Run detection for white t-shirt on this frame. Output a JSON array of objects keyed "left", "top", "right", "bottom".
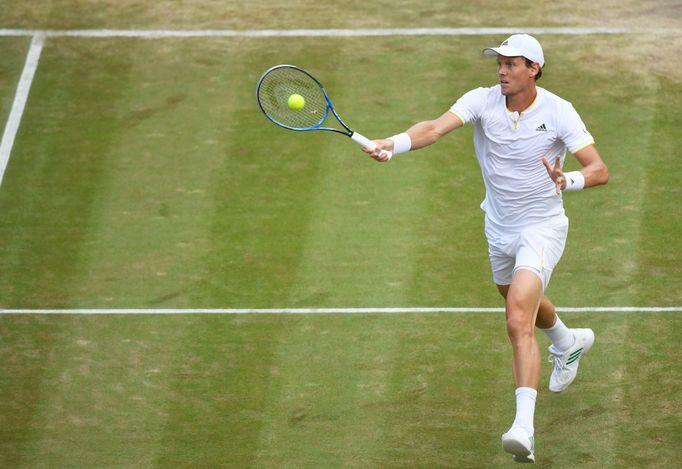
[{"left": 450, "top": 85, "right": 594, "bottom": 229}]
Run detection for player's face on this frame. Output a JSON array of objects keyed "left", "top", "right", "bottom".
[{"left": 496, "top": 56, "right": 536, "bottom": 96}]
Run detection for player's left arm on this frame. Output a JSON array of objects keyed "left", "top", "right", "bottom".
[
  {"left": 573, "top": 144, "right": 609, "bottom": 188},
  {"left": 543, "top": 144, "right": 609, "bottom": 193}
]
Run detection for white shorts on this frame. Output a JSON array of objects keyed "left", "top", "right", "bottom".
[{"left": 485, "top": 216, "right": 569, "bottom": 290}]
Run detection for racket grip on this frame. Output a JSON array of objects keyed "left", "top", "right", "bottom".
[{"left": 350, "top": 132, "right": 393, "bottom": 160}]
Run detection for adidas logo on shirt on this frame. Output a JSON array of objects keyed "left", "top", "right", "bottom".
[{"left": 535, "top": 123, "right": 548, "bottom": 132}]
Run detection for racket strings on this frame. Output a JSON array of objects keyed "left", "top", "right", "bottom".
[{"left": 258, "top": 67, "right": 328, "bottom": 130}]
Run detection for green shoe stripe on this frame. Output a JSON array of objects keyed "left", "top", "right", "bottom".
[
  {"left": 568, "top": 347, "right": 584, "bottom": 358},
  {"left": 566, "top": 349, "right": 584, "bottom": 365}
]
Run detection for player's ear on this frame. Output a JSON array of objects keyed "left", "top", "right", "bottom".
[
  {"left": 530, "top": 63, "right": 540, "bottom": 78},
  {"left": 524, "top": 58, "right": 541, "bottom": 80}
]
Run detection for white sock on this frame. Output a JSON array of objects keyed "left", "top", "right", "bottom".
[
  {"left": 541, "top": 315, "right": 575, "bottom": 351},
  {"left": 512, "top": 387, "right": 537, "bottom": 435}
]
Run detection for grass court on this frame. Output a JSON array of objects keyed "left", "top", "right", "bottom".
[{"left": 0, "top": 1, "right": 680, "bottom": 467}]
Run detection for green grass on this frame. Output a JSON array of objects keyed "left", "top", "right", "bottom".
[
  {"left": 1, "top": 0, "right": 678, "bottom": 29},
  {"left": 0, "top": 3, "right": 681, "bottom": 467},
  {"left": 1, "top": 313, "right": 680, "bottom": 468},
  {"left": 1, "top": 34, "right": 680, "bottom": 308}
]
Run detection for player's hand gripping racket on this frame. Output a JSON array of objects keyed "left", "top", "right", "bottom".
[{"left": 256, "top": 64, "right": 392, "bottom": 160}]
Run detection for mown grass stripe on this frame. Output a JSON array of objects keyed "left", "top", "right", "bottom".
[
  {"left": 1, "top": 307, "right": 681, "bottom": 315},
  {"left": 0, "top": 27, "right": 636, "bottom": 39}
]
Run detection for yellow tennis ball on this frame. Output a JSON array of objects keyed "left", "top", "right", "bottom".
[{"left": 288, "top": 94, "right": 305, "bottom": 110}]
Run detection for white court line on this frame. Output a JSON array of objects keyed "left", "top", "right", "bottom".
[
  {"left": 0, "top": 33, "right": 44, "bottom": 187},
  {"left": 0, "top": 307, "right": 681, "bottom": 315},
  {"left": 0, "top": 27, "right": 638, "bottom": 39}
]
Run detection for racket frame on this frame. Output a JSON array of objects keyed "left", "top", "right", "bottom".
[
  {"left": 256, "top": 64, "right": 349, "bottom": 135},
  {"left": 256, "top": 64, "right": 392, "bottom": 159}
]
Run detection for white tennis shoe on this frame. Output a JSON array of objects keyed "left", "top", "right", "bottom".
[
  {"left": 548, "top": 328, "right": 595, "bottom": 392},
  {"left": 502, "top": 426, "right": 535, "bottom": 463}
]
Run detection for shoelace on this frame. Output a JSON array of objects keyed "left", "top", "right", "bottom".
[{"left": 548, "top": 351, "right": 566, "bottom": 369}]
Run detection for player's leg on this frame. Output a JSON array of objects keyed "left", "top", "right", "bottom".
[
  {"left": 499, "top": 268, "right": 543, "bottom": 463},
  {"left": 505, "top": 269, "right": 543, "bottom": 389}
]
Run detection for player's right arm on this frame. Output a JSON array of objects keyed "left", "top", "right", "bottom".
[
  {"left": 365, "top": 111, "right": 464, "bottom": 162},
  {"left": 405, "top": 111, "right": 465, "bottom": 149}
]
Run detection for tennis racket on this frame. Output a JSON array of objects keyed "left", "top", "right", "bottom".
[{"left": 256, "top": 64, "right": 392, "bottom": 160}]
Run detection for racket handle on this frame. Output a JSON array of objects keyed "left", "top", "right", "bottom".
[{"left": 350, "top": 132, "right": 393, "bottom": 161}]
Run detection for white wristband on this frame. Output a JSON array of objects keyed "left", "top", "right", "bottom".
[
  {"left": 563, "top": 171, "right": 585, "bottom": 192},
  {"left": 388, "top": 132, "right": 411, "bottom": 155}
]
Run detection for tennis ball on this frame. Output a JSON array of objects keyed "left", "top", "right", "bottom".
[{"left": 288, "top": 94, "right": 305, "bottom": 110}]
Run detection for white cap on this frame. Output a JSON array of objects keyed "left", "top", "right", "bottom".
[{"left": 483, "top": 34, "right": 545, "bottom": 67}]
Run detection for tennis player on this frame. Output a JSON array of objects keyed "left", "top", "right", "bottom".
[{"left": 364, "top": 34, "right": 608, "bottom": 463}]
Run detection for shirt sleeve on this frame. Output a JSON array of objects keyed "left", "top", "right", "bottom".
[
  {"left": 449, "top": 87, "right": 489, "bottom": 125},
  {"left": 558, "top": 102, "right": 595, "bottom": 153}
]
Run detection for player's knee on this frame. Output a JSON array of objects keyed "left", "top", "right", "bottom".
[{"left": 505, "top": 309, "right": 534, "bottom": 341}]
